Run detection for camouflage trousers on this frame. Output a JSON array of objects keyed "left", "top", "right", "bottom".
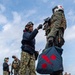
[
  {"left": 19, "top": 51, "right": 36, "bottom": 75},
  {"left": 14, "top": 69, "right": 19, "bottom": 75},
  {"left": 3, "top": 71, "right": 8, "bottom": 75}
]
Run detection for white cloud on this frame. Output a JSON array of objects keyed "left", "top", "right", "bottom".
[
  {"left": 0, "top": 23, "right": 21, "bottom": 41},
  {"left": 36, "top": 29, "right": 46, "bottom": 43},
  {"left": 24, "top": 9, "right": 37, "bottom": 18},
  {"left": 64, "top": 25, "right": 75, "bottom": 41},
  {"left": 67, "top": 10, "right": 75, "bottom": 24},
  {"left": 12, "top": 11, "right": 22, "bottom": 24},
  {"left": 64, "top": 10, "right": 75, "bottom": 41},
  {"left": 0, "top": 4, "right": 7, "bottom": 25},
  {"left": 0, "top": 14, "right": 8, "bottom": 24},
  {"left": 0, "top": 4, "right": 6, "bottom": 13},
  {"left": 3, "top": 23, "right": 11, "bottom": 31}
]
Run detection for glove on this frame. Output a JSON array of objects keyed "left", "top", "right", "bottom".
[
  {"left": 34, "top": 51, "right": 39, "bottom": 60},
  {"left": 44, "top": 17, "right": 50, "bottom": 22},
  {"left": 37, "top": 24, "right": 42, "bottom": 30}
]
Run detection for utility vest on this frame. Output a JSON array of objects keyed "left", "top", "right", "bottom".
[{"left": 12, "top": 60, "right": 20, "bottom": 69}]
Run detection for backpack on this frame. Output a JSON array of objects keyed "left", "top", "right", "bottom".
[{"left": 36, "top": 46, "right": 63, "bottom": 74}]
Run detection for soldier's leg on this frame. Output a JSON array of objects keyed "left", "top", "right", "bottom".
[
  {"left": 3, "top": 71, "right": 5, "bottom": 75},
  {"left": 14, "top": 70, "right": 18, "bottom": 75},
  {"left": 19, "top": 51, "right": 30, "bottom": 75},
  {"left": 3, "top": 71, "right": 8, "bottom": 75},
  {"left": 17, "top": 70, "right": 19, "bottom": 75},
  {"left": 29, "top": 54, "right": 36, "bottom": 75}
]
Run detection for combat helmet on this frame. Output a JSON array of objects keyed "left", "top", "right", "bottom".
[{"left": 52, "top": 5, "right": 64, "bottom": 13}]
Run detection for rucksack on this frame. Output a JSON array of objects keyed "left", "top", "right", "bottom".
[{"left": 36, "top": 46, "right": 63, "bottom": 74}]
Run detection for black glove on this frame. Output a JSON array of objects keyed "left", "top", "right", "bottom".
[
  {"left": 37, "top": 24, "right": 42, "bottom": 30},
  {"left": 34, "top": 51, "right": 39, "bottom": 60}
]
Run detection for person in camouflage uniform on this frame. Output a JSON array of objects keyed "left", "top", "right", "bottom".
[
  {"left": 43, "top": 5, "right": 66, "bottom": 49},
  {"left": 19, "top": 22, "right": 42, "bottom": 75},
  {"left": 11, "top": 55, "right": 20, "bottom": 75},
  {"left": 43, "top": 5, "right": 67, "bottom": 75}
]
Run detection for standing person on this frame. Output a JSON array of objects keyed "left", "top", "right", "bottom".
[
  {"left": 19, "top": 21, "right": 42, "bottom": 75},
  {"left": 43, "top": 5, "right": 67, "bottom": 75},
  {"left": 11, "top": 55, "right": 20, "bottom": 75},
  {"left": 3, "top": 57, "right": 10, "bottom": 75}
]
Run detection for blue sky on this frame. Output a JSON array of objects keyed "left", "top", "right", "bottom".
[{"left": 0, "top": 0, "right": 75, "bottom": 75}]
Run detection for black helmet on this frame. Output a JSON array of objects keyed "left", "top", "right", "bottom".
[
  {"left": 12, "top": 55, "right": 16, "bottom": 58},
  {"left": 44, "top": 17, "right": 50, "bottom": 23},
  {"left": 26, "top": 21, "right": 34, "bottom": 26}
]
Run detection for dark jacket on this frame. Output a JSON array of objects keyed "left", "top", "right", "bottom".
[
  {"left": 21, "top": 29, "right": 38, "bottom": 55},
  {"left": 3, "top": 62, "right": 9, "bottom": 72}
]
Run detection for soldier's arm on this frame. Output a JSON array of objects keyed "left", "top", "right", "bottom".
[{"left": 47, "top": 12, "right": 62, "bottom": 38}]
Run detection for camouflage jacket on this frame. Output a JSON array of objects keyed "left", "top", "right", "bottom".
[{"left": 46, "top": 11, "right": 67, "bottom": 39}]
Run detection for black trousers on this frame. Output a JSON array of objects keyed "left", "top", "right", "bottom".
[{"left": 50, "top": 71, "right": 63, "bottom": 75}]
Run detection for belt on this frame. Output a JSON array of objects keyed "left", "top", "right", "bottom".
[{"left": 24, "top": 44, "right": 35, "bottom": 50}]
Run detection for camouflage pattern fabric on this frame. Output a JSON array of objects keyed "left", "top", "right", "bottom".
[
  {"left": 19, "top": 51, "right": 36, "bottom": 75},
  {"left": 47, "top": 11, "right": 66, "bottom": 39},
  {"left": 14, "top": 69, "right": 19, "bottom": 75},
  {"left": 44, "top": 11, "right": 66, "bottom": 48},
  {"left": 3, "top": 71, "right": 8, "bottom": 75}
]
